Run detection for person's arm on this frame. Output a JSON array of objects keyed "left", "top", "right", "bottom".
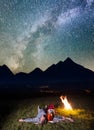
[{"left": 38, "top": 105, "right": 41, "bottom": 113}]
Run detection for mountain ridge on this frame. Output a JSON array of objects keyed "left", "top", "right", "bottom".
[
  {"left": 0, "top": 58, "right": 94, "bottom": 89},
  {"left": 0, "top": 64, "right": 14, "bottom": 78},
  {"left": 0, "top": 57, "right": 93, "bottom": 75}
]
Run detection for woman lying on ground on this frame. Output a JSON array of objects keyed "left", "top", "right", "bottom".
[{"left": 19, "top": 105, "right": 47, "bottom": 125}]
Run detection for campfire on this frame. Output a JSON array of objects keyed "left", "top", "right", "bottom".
[
  {"left": 56, "top": 96, "right": 86, "bottom": 119},
  {"left": 60, "top": 96, "right": 72, "bottom": 110}
]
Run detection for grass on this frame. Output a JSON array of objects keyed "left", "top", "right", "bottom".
[{"left": 0, "top": 94, "right": 94, "bottom": 130}]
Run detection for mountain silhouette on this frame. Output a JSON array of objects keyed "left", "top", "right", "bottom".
[
  {"left": 28, "top": 68, "right": 43, "bottom": 78},
  {"left": 0, "top": 58, "right": 94, "bottom": 91},
  {"left": 44, "top": 57, "right": 94, "bottom": 81},
  {"left": 0, "top": 65, "right": 14, "bottom": 79}
]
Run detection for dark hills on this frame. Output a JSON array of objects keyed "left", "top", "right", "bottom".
[
  {"left": 28, "top": 67, "right": 43, "bottom": 78},
  {"left": 0, "top": 65, "right": 13, "bottom": 79},
  {"left": 0, "top": 57, "right": 94, "bottom": 94},
  {"left": 44, "top": 57, "right": 94, "bottom": 81}
]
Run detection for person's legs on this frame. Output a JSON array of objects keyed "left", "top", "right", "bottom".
[{"left": 19, "top": 117, "right": 39, "bottom": 123}]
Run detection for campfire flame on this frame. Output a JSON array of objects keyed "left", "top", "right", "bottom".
[{"left": 60, "top": 96, "right": 72, "bottom": 110}]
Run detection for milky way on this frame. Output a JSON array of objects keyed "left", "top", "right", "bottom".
[{"left": 0, "top": 0, "right": 94, "bottom": 73}]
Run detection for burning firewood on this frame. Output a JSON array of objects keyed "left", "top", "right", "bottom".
[{"left": 60, "top": 96, "right": 72, "bottom": 110}]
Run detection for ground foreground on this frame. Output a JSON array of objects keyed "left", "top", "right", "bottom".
[{"left": 0, "top": 93, "right": 94, "bottom": 130}]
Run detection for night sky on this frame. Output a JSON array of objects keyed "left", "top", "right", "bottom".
[{"left": 0, "top": 0, "right": 94, "bottom": 73}]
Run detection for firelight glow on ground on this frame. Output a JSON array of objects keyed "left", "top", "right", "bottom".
[
  {"left": 59, "top": 95, "right": 83, "bottom": 116},
  {"left": 58, "top": 95, "right": 94, "bottom": 120}
]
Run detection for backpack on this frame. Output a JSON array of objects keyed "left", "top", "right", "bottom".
[{"left": 47, "top": 104, "right": 55, "bottom": 121}]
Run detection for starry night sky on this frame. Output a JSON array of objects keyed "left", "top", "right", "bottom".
[{"left": 0, "top": 0, "right": 94, "bottom": 73}]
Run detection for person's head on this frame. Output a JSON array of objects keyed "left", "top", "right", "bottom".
[
  {"left": 48, "top": 104, "right": 54, "bottom": 109},
  {"left": 40, "top": 114, "right": 47, "bottom": 125}
]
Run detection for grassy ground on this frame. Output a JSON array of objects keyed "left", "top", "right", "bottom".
[{"left": 0, "top": 94, "right": 94, "bottom": 130}]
